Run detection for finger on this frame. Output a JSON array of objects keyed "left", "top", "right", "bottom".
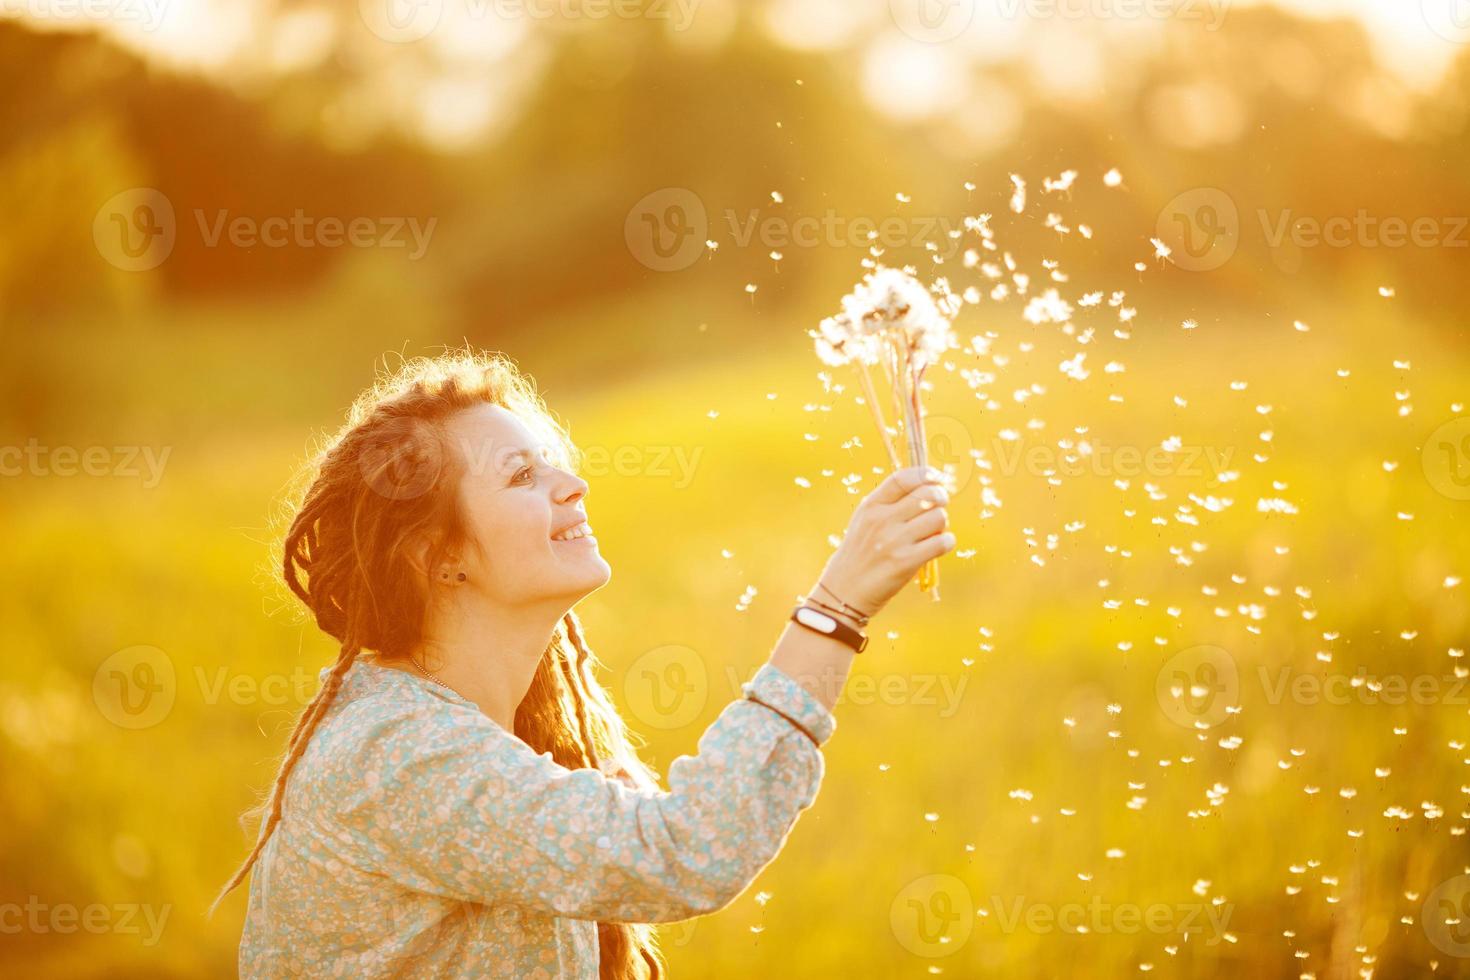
[
  {"left": 870, "top": 465, "right": 944, "bottom": 505},
  {"left": 894, "top": 484, "right": 949, "bottom": 521},
  {"left": 900, "top": 530, "right": 957, "bottom": 563},
  {"left": 903, "top": 507, "right": 949, "bottom": 541}
]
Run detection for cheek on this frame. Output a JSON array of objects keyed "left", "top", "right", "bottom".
[{"left": 461, "top": 492, "right": 548, "bottom": 569}]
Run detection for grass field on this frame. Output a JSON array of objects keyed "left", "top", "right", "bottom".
[{"left": 2, "top": 268, "right": 1467, "bottom": 977}]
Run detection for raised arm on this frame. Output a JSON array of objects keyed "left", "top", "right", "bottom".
[{"left": 304, "top": 465, "right": 952, "bottom": 923}]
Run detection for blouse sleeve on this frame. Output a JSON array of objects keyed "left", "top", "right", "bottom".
[{"left": 299, "top": 662, "right": 836, "bottom": 923}]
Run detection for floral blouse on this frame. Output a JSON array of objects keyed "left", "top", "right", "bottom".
[{"left": 237, "top": 656, "right": 836, "bottom": 978}]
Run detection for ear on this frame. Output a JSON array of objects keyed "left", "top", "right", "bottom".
[{"left": 402, "top": 529, "right": 456, "bottom": 583}]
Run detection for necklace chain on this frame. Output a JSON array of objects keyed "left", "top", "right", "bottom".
[{"left": 409, "top": 654, "right": 454, "bottom": 692}]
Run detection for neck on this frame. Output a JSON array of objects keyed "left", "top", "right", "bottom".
[{"left": 411, "top": 593, "right": 572, "bottom": 731}]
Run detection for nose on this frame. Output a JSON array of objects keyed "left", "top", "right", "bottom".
[{"left": 556, "top": 469, "right": 588, "bottom": 505}]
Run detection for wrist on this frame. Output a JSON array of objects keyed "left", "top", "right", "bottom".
[
  {"left": 801, "top": 597, "right": 866, "bottom": 632},
  {"left": 809, "top": 578, "right": 877, "bottom": 627}
]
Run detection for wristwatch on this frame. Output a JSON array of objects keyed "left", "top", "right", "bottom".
[{"left": 790, "top": 604, "right": 869, "bottom": 653}]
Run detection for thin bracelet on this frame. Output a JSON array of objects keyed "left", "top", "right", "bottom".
[
  {"left": 814, "top": 581, "right": 873, "bottom": 624},
  {"left": 802, "top": 594, "right": 868, "bottom": 629},
  {"left": 743, "top": 692, "right": 821, "bottom": 750}
]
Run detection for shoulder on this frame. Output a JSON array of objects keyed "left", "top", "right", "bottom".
[{"left": 292, "top": 683, "right": 527, "bottom": 809}]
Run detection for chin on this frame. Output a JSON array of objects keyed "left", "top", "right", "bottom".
[{"left": 571, "top": 556, "right": 612, "bottom": 596}]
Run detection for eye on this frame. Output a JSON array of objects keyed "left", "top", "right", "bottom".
[{"left": 512, "top": 465, "right": 534, "bottom": 484}]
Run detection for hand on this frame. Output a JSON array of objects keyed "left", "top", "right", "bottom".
[{"left": 812, "top": 465, "right": 956, "bottom": 622}]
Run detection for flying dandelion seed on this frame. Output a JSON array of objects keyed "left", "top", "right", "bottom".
[{"left": 1009, "top": 174, "right": 1027, "bottom": 214}]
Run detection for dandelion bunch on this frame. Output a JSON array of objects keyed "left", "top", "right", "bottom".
[{"left": 811, "top": 264, "right": 960, "bottom": 598}]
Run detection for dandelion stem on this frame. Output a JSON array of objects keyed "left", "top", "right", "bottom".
[{"left": 856, "top": 360, "right": 902, "bottom": 470}]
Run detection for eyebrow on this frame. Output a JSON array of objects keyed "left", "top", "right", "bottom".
[{"left": 503, "top": 446, "right": 560, "bottom": 471}]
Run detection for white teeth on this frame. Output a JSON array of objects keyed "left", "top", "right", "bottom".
[{"left": 553, "top": 522, "right": 592, "bottom": 541}]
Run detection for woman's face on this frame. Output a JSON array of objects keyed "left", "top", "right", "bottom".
[{"left": 443, "top": 403, "right": 610, "bottom": 606}]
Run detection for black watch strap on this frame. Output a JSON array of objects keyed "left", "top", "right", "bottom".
[{"left": 790, "top": 604, "right": 869, "bottom": 653}]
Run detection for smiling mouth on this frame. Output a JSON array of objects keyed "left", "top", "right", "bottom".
[{"left": 550, "top": 521, "right": 595, "bottom": 543}]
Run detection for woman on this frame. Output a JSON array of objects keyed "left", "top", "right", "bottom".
[{"left": 214, "top": 350, "right": 954, "bottom": 978}]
